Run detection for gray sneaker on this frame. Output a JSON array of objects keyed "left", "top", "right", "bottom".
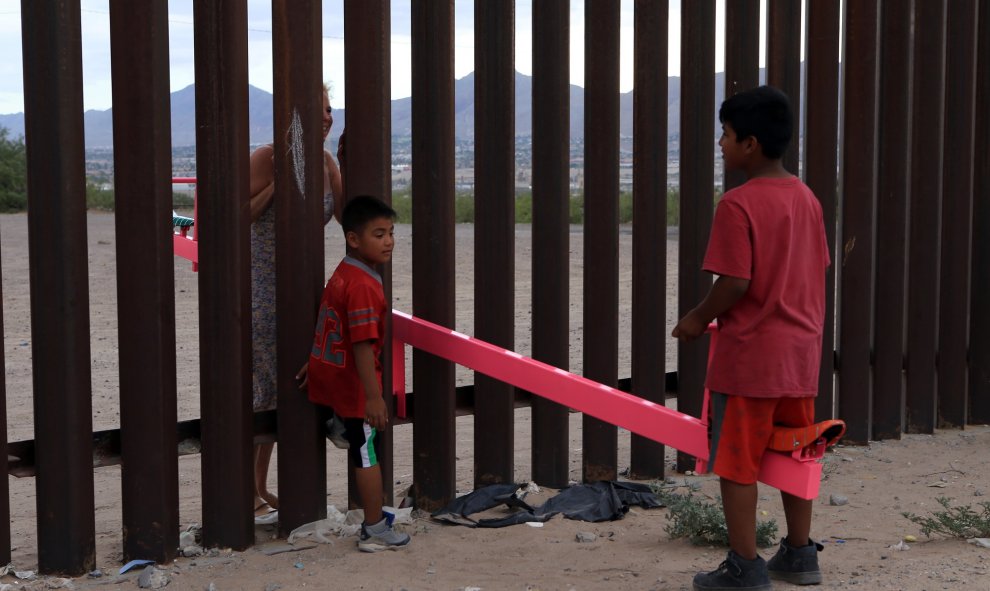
[
  {"left": 325, "top": 416, "right": 349, "bottom": 449},
  {"left": 767, "top": 538, "right": 824, "bottom": 585},
  {"left": 358, "top": 518, "right": 410, "bottom": 552},
  {"left": 693, "top": 551, "right": 771, "bottom": 590}
]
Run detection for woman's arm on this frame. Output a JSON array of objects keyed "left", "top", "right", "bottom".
[
  {"left": 248, "top": 145, "right": 275, "bottom": 222},
  {"left": 325, "top": 149, "right": 343, "bottom": 223}
]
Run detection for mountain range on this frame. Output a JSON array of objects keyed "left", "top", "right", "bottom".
[{"left": 0, "top": 70, "right": 770, "bottom": 148}]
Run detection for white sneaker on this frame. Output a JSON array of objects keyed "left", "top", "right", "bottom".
[
  {"left": 325, "top": 416, "right": 349, "bottom": 449},
  {"left": 358, "top": 518, "right": 410, "bottom": 552}
]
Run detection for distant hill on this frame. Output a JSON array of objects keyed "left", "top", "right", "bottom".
[
  {"left": 0, "top": 83, "right": 276, "bottom": 148},
  {"left": 0, "top": 69, "right": 797, "bottom": 148}
]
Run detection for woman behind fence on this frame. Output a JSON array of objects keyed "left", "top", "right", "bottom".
[{"left": 247, "top": 83, "right": 343, "bottom": 522}]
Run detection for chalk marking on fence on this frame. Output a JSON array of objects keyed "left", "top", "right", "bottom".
[
  {"left": 288, "top": 108, "right": 306, "bottom": 197},
  {"left": 391, "top": 309, "right": 823, "bottom": 500}
]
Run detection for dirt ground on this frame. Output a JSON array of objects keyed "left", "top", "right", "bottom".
[{"left": 2, "top": 212, "right": 989, "bottom": 590}]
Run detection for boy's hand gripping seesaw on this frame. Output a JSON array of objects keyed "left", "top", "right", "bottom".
[{"left": 390, "top": 311, "right": 844, "bottom": 500}]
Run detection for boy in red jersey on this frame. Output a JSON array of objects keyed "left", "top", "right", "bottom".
[
  {"left": 673, "top": 86, "right": 830, "bottom": 590},
  {"left": 302, "top": 195, "right": 409, "bottom": 552}
]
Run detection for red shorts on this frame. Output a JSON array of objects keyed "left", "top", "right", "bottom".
[{"left": 707, "top": 392, "right": 815, "bottom": 485}]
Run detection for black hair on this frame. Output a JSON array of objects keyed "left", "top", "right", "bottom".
[
  {"left": 718, "top": 85, "right": 793, "bottom": 159},
  {"left": 341, "top": 195, "right": 396, "bottom": 235}
]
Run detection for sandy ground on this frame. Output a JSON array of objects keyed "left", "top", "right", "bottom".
[{"left": 1, "top": 212, "right": 989, "bottom": 590}]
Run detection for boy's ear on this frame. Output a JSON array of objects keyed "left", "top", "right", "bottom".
[
  {"left": 742, "top": 135, "right": 759, "bottom": 155},
  {"left": 345, "top": 230, "right": 360, "bottom": 249}
]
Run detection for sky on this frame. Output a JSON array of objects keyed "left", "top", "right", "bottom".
[{"left": 0, "top": 0, "right": 768, "bottom": 115}]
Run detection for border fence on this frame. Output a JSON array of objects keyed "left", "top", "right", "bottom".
[{"left": 8, "top": 0, "right": 988, "bottom": 576}]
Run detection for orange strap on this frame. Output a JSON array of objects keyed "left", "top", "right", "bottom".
[{"left": 769, "top": 420, "right": 846, "bottom": 460}]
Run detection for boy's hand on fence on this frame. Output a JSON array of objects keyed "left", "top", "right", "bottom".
[
  {"left": 295, "top": 363, "right": 309, "bottom": 390},
  {"left": 365, "top": 396, "right": 388, "bottom": 431},
  {"left": 672, "top": 311, "right": 707, "bottom": 341}
]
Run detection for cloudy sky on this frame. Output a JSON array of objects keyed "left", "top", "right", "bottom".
[{"left": 0, "top": 0, "right": 755, "bottom": 115}]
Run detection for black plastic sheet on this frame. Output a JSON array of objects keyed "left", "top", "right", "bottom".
[{"left": 431, "top": 481, "right": 664, "bottom": 528}]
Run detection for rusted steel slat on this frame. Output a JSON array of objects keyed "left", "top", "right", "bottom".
[
  {"left": 530, "top": 0, "right": 571, "bottom": 488},
  {"left": 272, "top": 0, "right": 327, "bottom": 534},
  {"left": 108, "top": 0, "right": 179, "bottom": 563},
  {"left": 0, "top": 256, "right": 7, "bottom": 563},
  {"left": 723, "top": 0, "right": 760, "bottom": 191},
  {"left": 937, "top": 0, "right": 977, "bottom": 428},
  {"left": 837, "top": 0, "right": 879, "bottom": 444},
  {"left": 343, "top": 0, "right": 395, "bottom": 506},
  {"left": 971, "top": 0, "right": 990, "bottom": 423},
  {"left": 582, "top": 0, "right": 620, "bottom": 483},
  {"left": 767, "top": 0, "right": 802, "bottom": 174},
  {"left": 473, "top": 0, "right": 515, "bottom": 487},
  {"left": 804, "top": 0, "right": 840, "bottom": 421},
  {"left": 905, "top": 0, "right": 946, "bottom": 434},
  {"left": 872, "top": 0, "right": 912, "bottom": 440},
  {"left": 411, "top": 0, "right": 456, "bottom": 512},
  {"left": 676, "top": 0, "right": 715, "bottom": 472},
  {"left": 193, "top": 0, "right": 254, "bottom": 549},
  {"left": 629, "top": 0, "right": 668, "bottom": 480},
  {"left": 19, "top": 0, "right": 96, "bottom": 575}
]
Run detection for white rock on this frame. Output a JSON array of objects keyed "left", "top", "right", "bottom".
[{"left": 137, "top": 565, "right": 171, "bottom": 589}]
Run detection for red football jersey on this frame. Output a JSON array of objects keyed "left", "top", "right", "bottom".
[
  {"left": 702, "top": 176, "right": 831, "bottom": 398},
  {"left": 307, "top": 256, "right": 385, "bottom": 417}
]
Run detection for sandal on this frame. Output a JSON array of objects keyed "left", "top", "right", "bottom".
[
  {"left": 260, "top": 492, "right": 279, "bottom": 510},
  {"left": 254, "top": 501, "right": 278, "bottom": 525}
]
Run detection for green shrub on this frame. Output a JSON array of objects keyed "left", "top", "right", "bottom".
[
  {"left": 172, "top": 192, "right": 195, "bottom": 210},
  {"left": 667, "top": 188, "right": 680, "bottom": 226},
  {"left": 654, "top": 482, "right": 779, "bottom": 548},
  {"left": 903, "top": 497, "right": 990, "bottom": 539},
  {"left": 391, "top": 189, "right": 412, "bottom": 223},
  {"left": 386, "top": 190, "right": 486, "bottom": 224},
  {"left": 515, "top": 192, "right": 533, "bottom": 223},
  {"left": 454, "top": 191, "right": 474, "bottom": 223},
  {"left": 0, "top": 127, "right": 27, "bottom": 212},
  {"left": 86, "top": 183, "right": 115, "bottom": 211}
]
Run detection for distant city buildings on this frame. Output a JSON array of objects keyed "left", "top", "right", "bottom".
[{"left": 87, "top": 133, "right": 735, "bottom": 197}]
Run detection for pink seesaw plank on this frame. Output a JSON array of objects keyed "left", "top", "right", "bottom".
[
  {"left": 172, "top": 234, "right": 199, "bottom": 264},
  {"left": 391, "top": 309, "right": 822, "bottom": 500}
]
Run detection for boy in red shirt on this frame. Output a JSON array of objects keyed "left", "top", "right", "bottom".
[
  {"left": 673, "top": 86, "right": 830, "bottom": 590},
  {"left": 303, "top": 195, "right": 409, "bottom": 552}
]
